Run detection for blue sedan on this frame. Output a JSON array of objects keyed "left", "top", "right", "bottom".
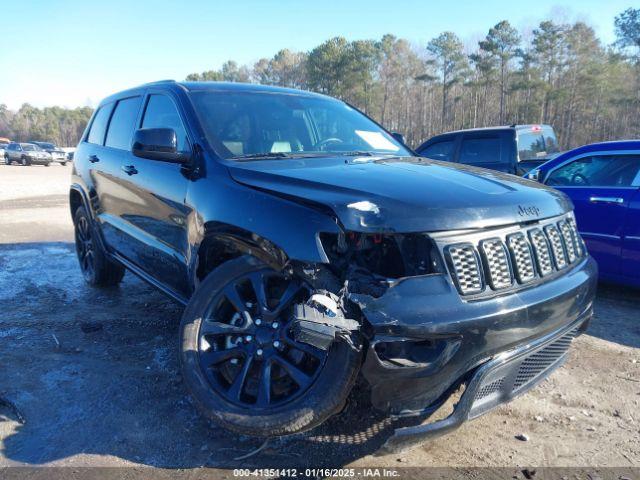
[{"left": 526, "top": 140, "right": 640, "bottom": 287}]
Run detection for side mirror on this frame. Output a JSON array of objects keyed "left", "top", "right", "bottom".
[
  {"left": 525, "top": 169, "right": 541, "bottom": 182},
  {"left": 391, "top": 132, "right": 406, "bottom": 145},
  {"left": 132, "top": 128, "right": 188, "bottom": 163}
]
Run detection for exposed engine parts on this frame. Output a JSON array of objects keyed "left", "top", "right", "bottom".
[{"left": 292, "top": 291, "right": 359, "bottom": 350}]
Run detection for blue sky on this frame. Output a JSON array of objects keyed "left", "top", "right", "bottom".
[{"left": 1, "top": 0, "right": 633, "bottom": 109}]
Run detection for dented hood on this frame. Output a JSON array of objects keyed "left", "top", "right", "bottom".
[{"left": 227, "top": 156, "right": 572, "bottom": 233}]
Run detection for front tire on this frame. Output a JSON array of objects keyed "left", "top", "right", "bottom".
[
  {"left": 73, "top": 206, "right": 125, "bottom": 286},
  {"left": 60, "top": 161, "right": 67, "bottom": 166},
  {"left": 20, "top": 156, "right": 29, "bottom": 166},
  {"left": 180, "top": 255, "right": 361, "bottom": 437},
  {"left": 4, "top": 155, "right": 10, "bottom": 165}
]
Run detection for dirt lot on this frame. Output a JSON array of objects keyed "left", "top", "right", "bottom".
[{"left": 1, "top": 163, "right": 639, "bottom": 471}]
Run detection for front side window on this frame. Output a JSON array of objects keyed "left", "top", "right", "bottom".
[
  {"left": 420, "top": 140, "right": 455, "bottom": 161},
  {"left": 22, "top": 144, "right": 39, "bottom": 151},
  {"left": 141, "top": 95, "right": 189, "bottom": 152},
  {"left": 189, "top": 91, "right": 411, "bottom": 159},
  {"left": 546, "top": 154, "right": 640, "bottom": 187},
  {"left": 459, "top": 137, "right": 501, "bottom": 165},
  {"left": 105, "top": 96, "right": 142, "bottom": 150},
  {"left": 87, "top": 104, "right": 113, "bottom": 145}
]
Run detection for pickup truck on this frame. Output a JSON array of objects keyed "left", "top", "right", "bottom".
[{"left": 416, "top": 125, "right": 561, "bottom": 175}]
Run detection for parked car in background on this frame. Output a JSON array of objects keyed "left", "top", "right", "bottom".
[
  {"left": 4, "top": 142, "right": 52, "bottom": 166},
  {"left": 69, "top": 81, "right": 595, "bottom": 450},
  {"left": 0, "top": 142, "right": 9, "bottom": 159},
  {"left": 416, "top": 125, "right": 561, "bottom": 175},
  {"left": 527, "top": 140, "right": 640, "bottom": 287},
  {"left": 30, "top": 141, "right": 68, "bottom": 165},
  {"left": 61, "top": 147, "right": 76, "bottom": 162}
]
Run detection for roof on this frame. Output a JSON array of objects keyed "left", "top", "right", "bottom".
[
  {"left": 430, "top": 124, "right": 554, "bottom": 136},
  {"left": 98, "top": 80, "right": 330, "bottom": 106}
]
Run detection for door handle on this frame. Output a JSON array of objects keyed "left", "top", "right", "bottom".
[
  {"left": 122, "top": 165, "right": 138, "bottom": 176},
  {"left": 589, "top": 196, "right": 624, "bottom": 205},
  {"left": 89, "top": 155, "right": 100, "bottom": 163}
]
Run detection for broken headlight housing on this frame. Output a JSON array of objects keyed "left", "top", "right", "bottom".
[{"left": 319, "top": 232, "right": 445, "bottom": 279}]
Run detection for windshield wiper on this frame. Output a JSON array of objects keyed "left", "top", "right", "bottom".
[
  {"left": 232, "top": 152, "right": 290, "bottom": 160},
  {"left": 335, "top": 151, "right": 377, "bottom": 157}
]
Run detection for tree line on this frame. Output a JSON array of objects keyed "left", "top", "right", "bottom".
[
  {"left": 1, "top": 8, "right": 638, "bottom": 149},
  {"left": 186, "top": 8, "right": 640, "bottom": 149},
  {"left": 0, "top": 104, "right": 93, "bottom": 147}
]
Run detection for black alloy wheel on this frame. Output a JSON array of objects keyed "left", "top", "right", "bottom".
[
  {"left": 198, "top": 269, "right": 328, "bottom": 408},
  {"left": 75, "top": 214, "right": 95, "bottom": 281}
]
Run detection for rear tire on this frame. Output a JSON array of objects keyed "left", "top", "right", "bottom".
[
  {"left": 4, "top": 155, "right": 10, "bottom": 165},
  {"left": 44, "top": 162, "right": 50, "bottom": 167},
  {"left": 60, "top": 161, "right": 67, "bottom": 166},
  {"left": 180, "top": 255, "right": 362, "bottom": 437},
  {"left": 73, "top": 206, "right": 125, "bottom": 287}
]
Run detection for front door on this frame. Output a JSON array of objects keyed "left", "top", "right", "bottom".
[
  {"left": 545, "top": 153, "right": 640, "bottom": 278},
  {"left": 620, "top": 189, "right": 640, "bottom": 286},
  {"left": 115, "top": 92, "right": 193, "bottom": 297}
]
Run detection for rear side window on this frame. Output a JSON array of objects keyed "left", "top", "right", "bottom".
[
  {"left": 87, "top": 104, "right": 113, "bottom": 145},
  {"left": 459, "top": 137, "right": 501, "bottom": 165},
  {"left": 141, "top": 95, "right": 190, "bottom": 152},
  {"left": 105, "top": 96, "right": 142, "bottom": 150},
  {"left": 420, "top": 140, "right": 455, "bottom": 161}
]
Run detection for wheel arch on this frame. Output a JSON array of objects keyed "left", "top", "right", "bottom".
[
  {"left": 192, "top": 222, "right": 291, "bottom": 287},
  {"left": 69, "top": 184, "right": 92, "bottom": 220}
]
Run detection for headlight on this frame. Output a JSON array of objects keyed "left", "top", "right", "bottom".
[{"left": 319, "top": 232, "right": 445, "bottom": 279}]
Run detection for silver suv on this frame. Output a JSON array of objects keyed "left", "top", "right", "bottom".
[{"left": 4, "top": 142, "right": 52, "bottom": 166}]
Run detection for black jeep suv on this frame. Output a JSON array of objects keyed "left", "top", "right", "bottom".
[{"left": 70, "top": 81, "right": 596, "bottom": 452}]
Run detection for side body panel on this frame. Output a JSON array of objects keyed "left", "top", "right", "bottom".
[{"left": 619, "top": 189, "right": 640, "bottom": 286}]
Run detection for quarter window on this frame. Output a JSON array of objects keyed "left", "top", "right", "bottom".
[
  {"left": 105, "top": 97, "right": 142, "bottom": 150},
  {"left": 141, "top": 95, "right": 189, "bottom": 152},
  {"left": 87, "top": 104, "right": 113, "bottom": 145},
  {"left": 546, "top": 155, "right": 640, "bottom": 187}
]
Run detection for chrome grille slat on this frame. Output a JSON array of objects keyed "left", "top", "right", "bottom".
[
  {"left": 479, "top": 238, "right": 512, "bottom": 290},
  {"left": 506, "top": 233, "right": 536, "bottom": 283},
  {"left": 529, "top": 228, "right": 553, "bottom": 276},
  {"left": 443, "top": 214, "right": 586, "bottom": 296},
  {"left": 447, "top": 244, "right": 483, "bottom": 295},
  {"left": 567, "top": 217, "right": 584, "bottom": 257},
  {"left": 558, "top": 220, "right": 577, "bottom": 263},
  {"left": 545, "top": 224, "right": 568, "bottom": 269}
]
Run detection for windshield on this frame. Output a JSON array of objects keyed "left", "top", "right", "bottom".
[
  {"left": 517, "top": 126, "right": 559, "bottom": 161},
  {"left": 189, "top": 90, "right": 411, "bottom": 159},
  {"left": 39, "top": 142, "right": 55, "bottom": 149},
  {"left": 22, "top": 144, "right": 41, "bottom": 151}
]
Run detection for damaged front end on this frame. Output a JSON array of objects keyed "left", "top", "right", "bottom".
[{"left": 287, "top": 216, "right": 597, "bottom": 453}]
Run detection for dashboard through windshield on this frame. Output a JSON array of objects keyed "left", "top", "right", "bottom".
[{"left": 189, "top": 90, "right": 412, "bottom": 160}]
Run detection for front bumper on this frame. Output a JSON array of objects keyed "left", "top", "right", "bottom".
[
  {"left": 27, "top": 156, "right": 51, "bottom": 165},
  {"left": 353, "top": 255, "right": 597, "bottom": 447},
  {"left": 378, "top": 312, "right": 589, "bottom": 453}
]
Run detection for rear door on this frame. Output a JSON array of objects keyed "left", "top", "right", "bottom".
[
  {"left": 84, "top": 97, "right": 143, "bottom": 250},
  {"left": 545, "top": 152, "right": 640, "bottom": 278},
  {"left": 457, "top": 131, "right": 513, "bottom": 173}
]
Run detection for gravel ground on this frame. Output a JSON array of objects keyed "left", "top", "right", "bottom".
[{"left": 0, "top": 163, "right": 639, "bottom": 471}]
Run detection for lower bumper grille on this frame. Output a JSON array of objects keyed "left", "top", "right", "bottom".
[{"left": 470, "top": 327, "right": 578, "bottom": 416}]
